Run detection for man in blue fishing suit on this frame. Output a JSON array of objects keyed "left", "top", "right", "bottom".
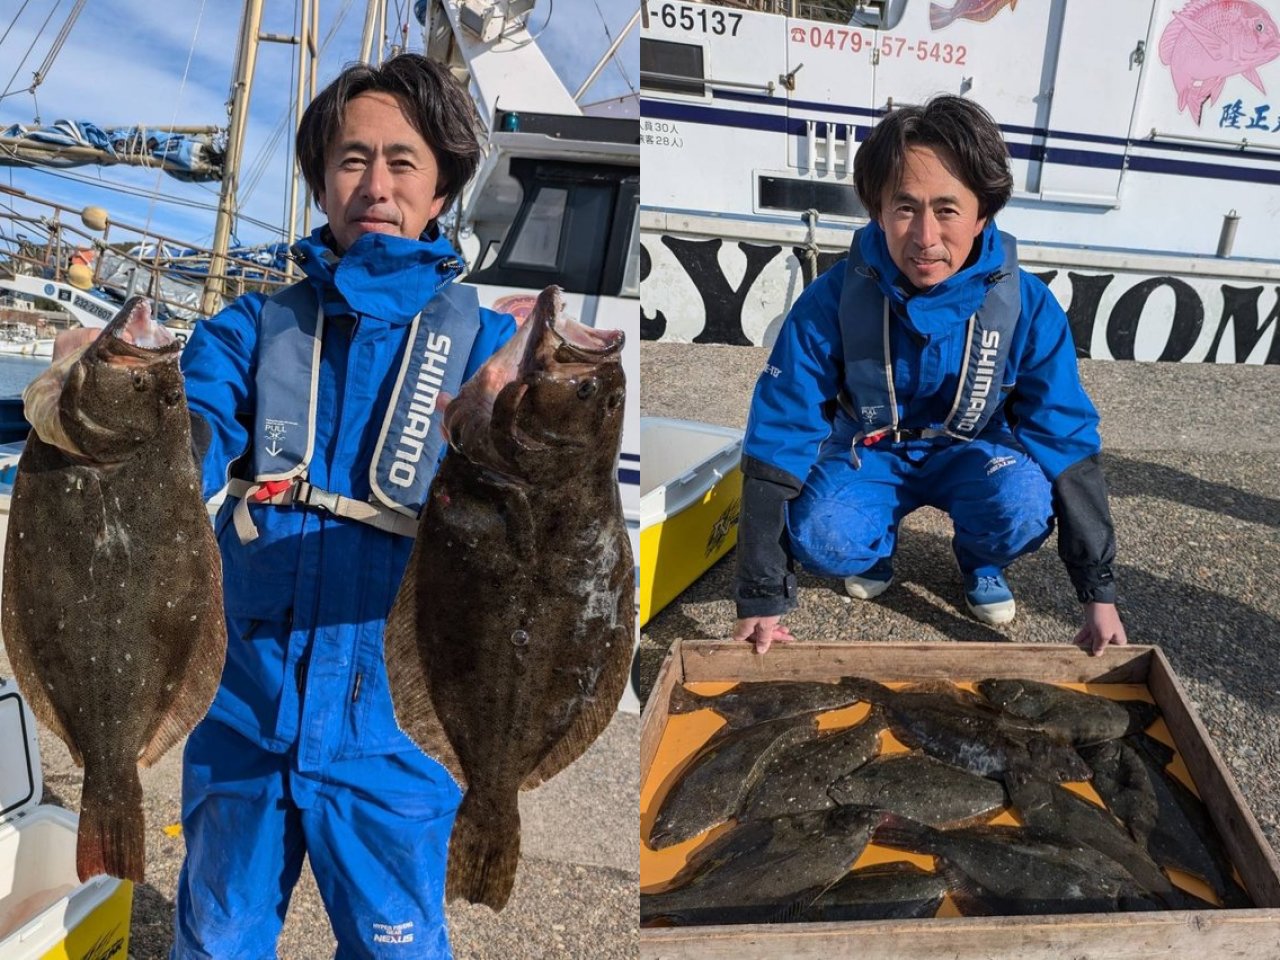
[
  {"left": 732, "top": 95, "right": 1127, "bottom": 658},
  {"left": 171, "top": 55, "right": 515, "bottom": 959}
]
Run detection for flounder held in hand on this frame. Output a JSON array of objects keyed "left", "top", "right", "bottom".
[
  {"left": 385, "top": 286, "right": 633, "bottom": 910},
  {"left": 2, "top": 297, "right": 226, "bottom": 883}
]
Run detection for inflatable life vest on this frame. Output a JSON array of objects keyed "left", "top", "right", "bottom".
[
  {"left": 226, "top": 279, "right": 479, "bottom": 543},
  {"left": 836, "top": 230, "right": 1021, "bottom": 446}
]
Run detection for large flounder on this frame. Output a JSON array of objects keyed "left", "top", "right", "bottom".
[
  {"left": 2, "top": 297, "right": 225, "bottom": 882},
  {"left": 384, "top": 285, "right": 633, "bottom": 910}
]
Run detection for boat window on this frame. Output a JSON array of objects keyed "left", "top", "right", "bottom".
[
  {"left": 466, "top": 159, "right": 637, "bottom": 296},
  {"left": 619, "top": 195, "right": 641, "bottom": 299},
  {"left": 759, "top": 175, "right": 866, "bottom": 219},
  {"left": 504, "top": 186, "right": 568, "bottom": 269},
  {"left": 640, "top": 39, "right": 706, "bottom": 96}
]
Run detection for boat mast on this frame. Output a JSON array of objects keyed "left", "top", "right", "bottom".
[
  {"left": 205, "top": 1, "right": 318, "bottom": 312},
  {"left": 203, "top": 0, "right": 267, "bottom": 316},
  {"left": 284, "top": 0, "right": 320, "bottom": 277},
  {"left": 303, "top": 0, "right": 319, "bottom": 239},
  {"left": 359, "top": 0, "right": 385, "bottom": 65}
]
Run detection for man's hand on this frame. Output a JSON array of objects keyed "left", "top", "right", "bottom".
[
  {"left": 1073, "top": 602, "right": 1127, "bottom": 657},
  {"left": 52, "top": 326, "right": 101, "bottom": 362},
  {"left": 732, "top": 616, "right": 795, "bottom": 655}
]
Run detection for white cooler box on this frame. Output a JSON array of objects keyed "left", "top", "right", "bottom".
[{"left": 0, "top": 678, "right": 132, "bottom": 960}]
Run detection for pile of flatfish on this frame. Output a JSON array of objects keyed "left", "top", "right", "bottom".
[
  {"left": 642, "top": 676, "right": 1252, "bottom": 926},
  {"left": 2, "top": 297, "right": 226, "bottom": 883}
]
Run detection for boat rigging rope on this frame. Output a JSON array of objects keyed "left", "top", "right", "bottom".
[
  {"left": 590, "top": 0, "right": 637, "bottom": 99},
  {"left": 29, "top": 0, "right": 87, "bottom": 96},
  {"left": 0, "top": 0, "right": 62, "bottom": 106},
  {"left": 496, "top": 0, "right": 553, "bottom": 52},
  {"left": 0, "top": 0, "right": 36, "bottom": 50},
  {"left": 143, "top": 0, "right": 210, "bottom": 247}
]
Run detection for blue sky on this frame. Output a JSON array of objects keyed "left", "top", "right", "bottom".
[{"left": 0, "top": 0, "right": 637, "bottom": 248}]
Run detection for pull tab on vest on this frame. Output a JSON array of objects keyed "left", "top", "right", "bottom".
[
  {"left": 837, "top": 229, "right": 1021, "bottom": 443},
  {"left": 230, "top": 279, "right": 480, "bottom": 542}
]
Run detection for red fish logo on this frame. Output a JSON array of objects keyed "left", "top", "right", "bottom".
[
  {"left": 929, "top": 0, "right": 1017, "bottom": 31},
  {"left": 1160, "top": 0, "right": 1280, "bottom": 124}
]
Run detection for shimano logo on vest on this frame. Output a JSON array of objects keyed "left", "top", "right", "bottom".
[
  {"left": 956, "top": 329, "right": 1000, "bottom": 433},
  {"left": 389, "top": 333, "right": 452, "bottom": 487}
]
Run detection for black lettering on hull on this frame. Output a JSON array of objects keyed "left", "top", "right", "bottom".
[
  {"left": 660, "top": 236, "right": 780, "bottom": 346},
  {"left": 1107, "top": 276, "right": 1203, "bottom": 362},
  {"left": 642, "top": 233, "right": 1280, "bottom": 364}
]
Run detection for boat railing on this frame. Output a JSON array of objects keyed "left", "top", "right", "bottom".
[{"left": 0, "top": 184, "right": 294, "bottom": 323}]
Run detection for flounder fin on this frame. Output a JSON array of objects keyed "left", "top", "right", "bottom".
[
  {"left": 384, "top": 536, "right": 465, "bottom": 786},
  {"left": 446, "top": 790, "right": 521, "bottom": 909},
  {"left": 666, "top": 684, "right": 709, "bottom": 715},
  {"left": 139, "top": 567, "right": 228, "bottom": 768},
  {"left": 521, "top": 604, "right": 633, "bottom": 790},
  {"left": 1, "top": 562, "right": 84, "bottom": 766}
]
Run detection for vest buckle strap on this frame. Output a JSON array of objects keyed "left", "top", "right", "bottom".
[
  {"left": 225, "top": 478, "right": 420, "bottom": 541},
  {"left": 293, "top": 482, "right": 341, "bottom": 515}
]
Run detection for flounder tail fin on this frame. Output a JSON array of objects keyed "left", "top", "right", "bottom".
[
  {"left": 77, "top": 765, "right": 145, "bottom": 883},
  {"left": 446, "top": 790, "right": 521, "bottom": 910}
]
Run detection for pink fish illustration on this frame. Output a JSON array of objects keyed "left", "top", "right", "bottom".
[
  {"left": 929, "top": 0, "right": 1017, "bottom": 31},
  {"left": 1159, "top": 0, "right": 1280, "bottom": 124}
]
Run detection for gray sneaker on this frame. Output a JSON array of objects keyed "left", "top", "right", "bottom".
[{"left": 844, "top": 557, "right": 894, "bottom": 600}]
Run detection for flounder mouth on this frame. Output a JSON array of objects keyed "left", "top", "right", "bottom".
[
  {"left": 551, "top": 319, "right": 625, "bottom": 358},
  {"left": 521, "top": 285, "right": 625, "bottom": 375},
  {"left": 97, "top": 296, "right": 179, "bottom": 362}
]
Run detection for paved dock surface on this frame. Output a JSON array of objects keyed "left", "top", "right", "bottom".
[{"left": 640, "top": 343, "right": 1280, "bottom": 862}]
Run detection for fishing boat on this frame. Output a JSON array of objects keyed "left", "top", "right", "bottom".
[
  {"left": 640, "top": 0, "right": 1280, "bottom": 364},
  {"left": 0, "top": 324, "right": 52, "bottom": 358}
]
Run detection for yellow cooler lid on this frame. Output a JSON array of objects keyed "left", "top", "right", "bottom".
[{"left": 0, "top": 676, "right": 42, "bottom": 826}]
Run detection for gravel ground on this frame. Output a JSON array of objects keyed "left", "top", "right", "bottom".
[{"left": 639, "top": 343, "right": 1280, "bottom": 858}]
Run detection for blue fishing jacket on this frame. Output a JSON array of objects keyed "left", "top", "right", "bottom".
[
  {"left": 736, "top": 220, "right": 1116, "bottom": 616},
  {"left": 181, "top": 226, "right": 516, "bottom": 769}
]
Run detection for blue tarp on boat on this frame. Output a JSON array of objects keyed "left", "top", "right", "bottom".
[{"left": 0, "top": 120, "right": 223, "bottom": 182}]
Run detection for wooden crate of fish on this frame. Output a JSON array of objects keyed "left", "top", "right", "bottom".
[{"left": 639, "top": 641, "right": 1280, "bottom": 959}]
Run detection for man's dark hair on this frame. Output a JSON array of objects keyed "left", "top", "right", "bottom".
[
  {"left": 296, "top": 53, "right": 480, "bottom": 225},
  {"left": 853, "top": 95, "right": 1013, "bottom": 221}
]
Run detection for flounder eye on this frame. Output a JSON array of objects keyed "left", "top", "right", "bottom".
[
  {"left": 577, "top": 380, "right": 599, "bottom": 400},
  {"left": 605, "top": 389, "right": 623, "bottom": 412},
  {"left": 132, "top": 371, "right": 147, "bottom": 391},
  {"left": 163, "top": 389, "right": 181, "bottom": 406}
]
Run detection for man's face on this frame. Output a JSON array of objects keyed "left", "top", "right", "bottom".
[
  {"left": 319, "top": 91, "right": 447, "bottom": 252},
  {"left": 877, "top": 144, "right": 987, "bottom": 289}
]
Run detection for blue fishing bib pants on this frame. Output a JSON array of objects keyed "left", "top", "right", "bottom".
[
  {"left": 172, "top": 719, "right": 461, "bottom": 960},
  {"left": 787, "top": 416, "right": 1054, "bottom": 579}
]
